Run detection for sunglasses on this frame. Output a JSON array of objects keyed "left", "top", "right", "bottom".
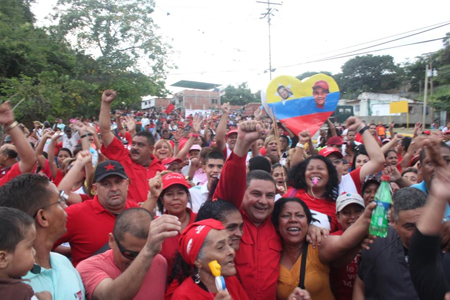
[
  {"left": 114, "top": 235, "right": 140, "bottom": 260},
  {"left": 33, "top": 191, "right": 68, "bottom": 218}
]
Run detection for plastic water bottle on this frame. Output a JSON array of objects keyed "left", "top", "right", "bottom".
[{"left": 369, "top": 175, "right": 392, "bottom": 238}]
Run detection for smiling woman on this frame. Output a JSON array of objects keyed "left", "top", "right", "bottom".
[
  {"left": 285, "top": 155, "right": 340, "bottom": 232},
  {"left": 172, "top": 219, "right": 250, "bottom": 300}
]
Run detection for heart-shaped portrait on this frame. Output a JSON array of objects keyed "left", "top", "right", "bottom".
[{"left": 261, "top": 74, "right": 340, "bottom": 136}]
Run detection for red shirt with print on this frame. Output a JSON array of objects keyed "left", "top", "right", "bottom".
[{"left": 101, "top": 136, "right": 166, "bottom": 202}]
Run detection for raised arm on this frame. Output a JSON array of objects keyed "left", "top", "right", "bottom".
[
  {"left": 319, "top": 202, "right": 375, "bottom": 264},
  {"left": 290, "top": 131, "right": 311, "bottom": 167},
  {"left": 346, "top": 117, "right": 385, "bottom": 181},
  {"left": 47, "top": 132, "right": 63, "bottom": 178},
  {"left": 89, "top": 215, "right": 180, "bottom": 300},
  {"left": 175, "top": 115, "right": 201, "bottom": 161},
  {"left": 326, "top": 119, "right": 337, "bottom": 137},
  {"left": 381, "top": 134, "right": 402, "bottom": 154},
  {"left": 215, "top": 102, "right": 230, "bottom": 152},
  {"left": 99, "top": 90, "right": 117, "bottom": 147},
  {"left": 58, "top": 151, "right": 92, "bottom": 205},
  {"left": 35, "top": 130, "right": 52, "bottom": 169},
  {"left": 115, "top": 110, "right": 126, "bottom": 137},
  {"left": 0, "top": 102, "right": 36, "bottom": 173},
  {"left": 124, "top": 115, "right": 136, "bottom": 138},
  {"left": 213, "top": 120, "right": 263, "bottom": 208}
]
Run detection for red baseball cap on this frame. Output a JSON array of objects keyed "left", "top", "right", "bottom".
[
  {"left": 422, "top": 130, "right": 431, "bottom": 135},
  {"left": 226, "top": 129, "right": 238, "bottom": 137},
  {"left": 445, "top": 130, "right": 450, "bottom": 134},
  {"left": 313, "top": 80, "right": 329, "bottom": 90},
  {"left": 162, "top": 157, "right": 182, "bottom": 166},
  {"left": 162, "top": 173, "right": 190, "bottom": 191},
  {"left": 319, "top": 147, "right": 343, "bottom": 159},
  {"left": 326, "top": 136, "right": 344, "bottom": 146}
]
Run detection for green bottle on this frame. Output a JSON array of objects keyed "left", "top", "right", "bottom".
[{"left": 369, "top": 175, "right": 392, "bottom": 238}]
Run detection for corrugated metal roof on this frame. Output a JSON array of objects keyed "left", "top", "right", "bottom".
[{"left": 171, "top": 80, "right": 221, "bottom": 90}]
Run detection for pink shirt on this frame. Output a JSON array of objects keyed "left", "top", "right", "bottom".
[{"left": 76, "top": 249, "right": 167, "bottom": 300}]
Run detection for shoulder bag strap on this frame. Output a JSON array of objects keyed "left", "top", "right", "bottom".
[{"left": 298, "top": 242, "right": 308, "bottom": 289}]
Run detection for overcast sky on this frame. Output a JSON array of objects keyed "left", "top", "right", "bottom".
[{"left": 32, "top": 0, "right": 450, "bottom": 94}]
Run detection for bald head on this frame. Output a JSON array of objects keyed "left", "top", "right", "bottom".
[{"left": 113, "top": 208, "right": 153, "bottom": 242}]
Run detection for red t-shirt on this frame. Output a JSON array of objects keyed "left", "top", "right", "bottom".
[
  {"left": 54, "top": 196, "right": 139, "bottom": 267},
  {"left": 355, "top": 133, "right": 381, "bottom": 146},
  {"left": 0, "top": 163, "right": 22, "bottom": 187},
  {"left": 160, "top": 208, "right": 197, "bottom": 278},
  {"left": 76, "top": 249, "right": 167, "bottom": 300},
  {"left": 172, "top": 276, "right": 250, "bottom": 300},
  {"left": 101, "top": 136, "right": 166, "bottom": 202},
  {"left": 285, "top": 189, "right": 339, "bottom": 233},
  {"left": 329, "top": 230, "right": 360, "bottom": 300},
  {"left": 52, "top": 168, "right": 64, "bottom": 187}
]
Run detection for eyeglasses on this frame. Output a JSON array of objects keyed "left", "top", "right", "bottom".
[
  {"left": 33, "top": 191, "right": 68, "bottom": 218},
  {"left": 114, "top": 234, "right": 140, "bottom": 260}
]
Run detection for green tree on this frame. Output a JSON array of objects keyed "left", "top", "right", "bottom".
[
  {"left": 335, "top": 55, "right": 401, "bottom": 94},
  {"left": 221, "top": 83, "right": 258, "bottom": 106}
]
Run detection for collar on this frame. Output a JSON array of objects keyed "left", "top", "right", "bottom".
[
  {"left": 200, "top": 182, "right": 210, "bottom": 195},
  {"left": 92, "top": 196, "right": 129, "bottom": 215}
]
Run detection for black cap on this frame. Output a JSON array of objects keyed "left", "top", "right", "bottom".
[
  {"left": 94, "top": 160, "right": 128, "bottom": 183},
  {"left": 64, "top": 126, "right": 72, "bottom": 132}
]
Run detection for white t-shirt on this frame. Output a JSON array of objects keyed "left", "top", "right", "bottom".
[
  {"left": 62, "top": 132, "right": 79, "bottom": 153},
  {"left": 189, "top": 183, "right": 209, "bottom": 213}
]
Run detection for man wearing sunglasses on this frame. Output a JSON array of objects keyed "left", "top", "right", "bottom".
[
  {"left": 77, "top": 208, "right": 180, "bottom": 300},
  {"left": 0, "top": 174, "right": 85, "bottom": 299}
]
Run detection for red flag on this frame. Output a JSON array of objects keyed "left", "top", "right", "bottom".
[{"left": 165, "top": 103, "right": 175, "bottom": 114}]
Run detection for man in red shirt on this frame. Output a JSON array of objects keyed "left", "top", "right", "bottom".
[
  {"left": 213, "top": 121, "right": 324, "bottom": 300},
  {"left": 99, "top": 90, "right": 166, "bottom": 202},
  {"left": 55, "top": 160, "right": 142, "bottom": 267}
]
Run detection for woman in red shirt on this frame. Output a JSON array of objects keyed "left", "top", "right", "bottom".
[{"left": 285, "top": 155, "right": 340, "bottom": 232}]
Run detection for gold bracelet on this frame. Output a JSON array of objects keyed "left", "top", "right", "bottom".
[{"left": 6, "top": 121, "right": 18, "bottom": 131}]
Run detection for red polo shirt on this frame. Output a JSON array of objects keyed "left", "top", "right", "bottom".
[
  {"left": 101, "top": 136, "right": 166, "bottom": 202},
  {"left": 213, "top": 152, "right": 280, "bottom": 300},
  {"left": 0, "top": 163, "right": 22, "bottom": 187},
  {"left": 54, "top": 195, "right": 139, "bottom": 267},
  {"left": 160, "top": 208, "right": 197, "bottom": 277}
]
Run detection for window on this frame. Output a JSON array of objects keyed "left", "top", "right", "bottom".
[
  {"left": 211, "top": 99, "right": 218, "bottom": 104},
  {"left": 355, "top": 105, "right": 360, "bottom": 112}
]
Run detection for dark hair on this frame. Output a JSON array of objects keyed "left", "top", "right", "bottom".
[
  {"left": 0, "top": 174, "right": 53, "bottom": 217},
  {"left": 361, "top": 175, "right": 381, "bottom": 195},
  {"left": 249, "top": 156, "right": 272, "bottom": 173},
  {"left": 157, "top": 185, "right": 191, "bottom": 214},
  {"left": 401, "top": 167, "right": 418, "bottom": 176},
  {"left": 196, "top": 199, "right": 240, "bottom": 223},
  {"left": 135, "top": 131, "right": 156, "bottom": 147},
  {"left": 272, "top": 163, "right": 288, "bottom": 175},
  {"left": 393, "top": 187, "right": 426, "bottom": 221},
  {"left": 246, "top": 170, "right": 276, "bottom": 189},
  {"left": 287, "top": 155, "right": 339, "bottom": 202},
  {"left": 272, "top": 197, "right": 315, "bottom": 230},
  {"left": 351, "top": 145, "right": 369, "bottom": 171},
  {"left": 2, "top": 147, "right": 18, "bottom": 159},
  {"left": 57, "top": 148, "right": 73, "bottom": 158},
  {"left": 0, "top": 207, "right": 34, "bottom": 252},
  {"left": 384, "top": 149, "right": 397, "bottom": 158},
  {"left": 401, "top": 137, "right": 412, "bottom": 152},
  {"left": 205, "top": 150, "right": 225, "bottom": 164},
  {"left": 265, "top": 153, "right": 279, "bottom": 164},
  {"left": 113, "top": 208, "right": 152, "bottom": 242},
  {"left": 420, "top": 141, "right": 450, "bottom": 163}
]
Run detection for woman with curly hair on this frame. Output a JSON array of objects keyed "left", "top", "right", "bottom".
[{"left": 285, "top": 155, "right": 340, "bottom": 232}]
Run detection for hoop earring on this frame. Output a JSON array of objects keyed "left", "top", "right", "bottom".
[{"left": 194, "top": 268, "right": 201, "bottom": 284}]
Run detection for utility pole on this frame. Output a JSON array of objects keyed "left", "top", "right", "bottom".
[
  {"left": 423, "top": 64, "right": 429, "bottom": 128},
  {"left": 257, "top": 1, "right": 282, "bottom": 80}
]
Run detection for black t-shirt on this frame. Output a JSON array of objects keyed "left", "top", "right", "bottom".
[
  {"left": 358, "top": 226, "right": 419, "bottom": 300},
  {"left": 409, "top": 229, "right": 450, "bottom": 300}
]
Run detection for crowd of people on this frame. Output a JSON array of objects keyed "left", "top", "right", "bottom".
[{"left": 0, "top": 90, "right": 450, "bottom": 300}]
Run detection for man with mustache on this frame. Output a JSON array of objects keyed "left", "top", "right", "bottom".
[
  {"left": 54, "top": 160, "right": 141, "bottom": 267},
  {"left": 99, "top": 90, "right": 166, "bottom": 203}
]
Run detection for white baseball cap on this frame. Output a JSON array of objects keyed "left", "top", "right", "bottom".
[{"left": 336, "top": 193, "right": 365, "bottom": 213}]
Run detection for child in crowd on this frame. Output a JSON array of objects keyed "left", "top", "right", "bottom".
[{"left": 0, "top": 207, "right": 51, "bottom": 300}]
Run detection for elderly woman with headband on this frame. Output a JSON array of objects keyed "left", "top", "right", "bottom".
[{"left": 172, "top": 219, "right": 249, "bottom": 300}]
